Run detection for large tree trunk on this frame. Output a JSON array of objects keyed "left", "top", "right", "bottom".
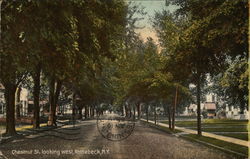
[
  {"left": 168, "top": 106, "right": 172, "bottom": 129},
  {"left": 16, "top": 87, "right": 21, "bottom": 119},
  {"left": 137, "top": 103, "right": 141, "bottom": 119},
  {"left": 85, "top": 105, "right": 90, "bottom": 118},
  {"left": 89, "top": 106, "right": 94, "bottom": 118},
  {"left": 125, "top": 105, "right": 128, "bottom": 117},
  {"left": 84, "top": 105, "right": 88, "bottom": 119},
  {"left": 87, "top": 106, "right": 90, "bottom": 118},
  {"left": 4, "top": 83, "right": 17, "bottom": 136},
  {"left": 90, "top": 107, "right": 92, "bottom": 117},
  {"left": 133, "top": 106, "right": 136, "bottom": 120},
  {"left": 78, "top": 107, "right": 83, "bottom": 119},
  {"left": 121, "top": 106, "right": 124, "bottom": 116},
  {"left": 54, "top": 80, "right": 62, "bottom": 113},
  {"left": 93, "top": 108, "right": 95, "bottom": 117},
  {"left": 48, "top": 78, "right": 62, "bottom": 126},
  {"left": 196, "top": 76, "right": 202, "bottom": 136},
  {"left": 32, "top": 65, "right": 41, "bottom": 129},
  {"left": 172, "top": 86, "right": 178, "bottom": 131},
  {"left": 48, "top": 78, "right": 55, "bottom": 126},
  {"left": 129, "top": 108, "right": 132, "bottom": 118}
]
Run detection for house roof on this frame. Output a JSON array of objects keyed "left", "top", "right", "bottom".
[{"left": 204, "top": 102, "right": 216, "bottom": 110}]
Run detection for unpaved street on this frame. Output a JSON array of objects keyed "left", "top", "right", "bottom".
[{"left": 0, "top": 120, "right": 237, "bottom": 159}]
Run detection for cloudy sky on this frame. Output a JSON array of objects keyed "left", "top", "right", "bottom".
[{"left": 128, "top": 0, "right": 178, "bottom": 43}]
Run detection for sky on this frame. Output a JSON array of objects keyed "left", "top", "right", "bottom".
[{"left": 128, "top": 0, "right": 178, "bottom": 44}]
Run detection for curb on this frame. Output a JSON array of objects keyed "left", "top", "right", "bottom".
[
  {"left": 181, "top": 135, "right": 247, "bottom": 159},
  {"left": 141, "top": 119, "right": 248, "bottom": 159}
]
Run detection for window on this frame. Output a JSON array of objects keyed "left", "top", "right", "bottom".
[{"left": 212, "top": 95, "right": 215, "bottom": 102}]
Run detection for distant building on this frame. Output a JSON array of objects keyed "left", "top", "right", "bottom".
[
  {"left": 0, "top": 84, "right": 29, "bottom": 118},
  {"left": 224, "top": 106, "right": 249, "bottom": 119},
  {"left": 27, "top": 100, "right": 48, "bottom": 116},
  {"left": 182, "top": 94, "right": 216, "bottom": 117},
  {"left": 182, "top": 93, "right": 249, "bottom": 119},
  {"left": 19, "top": 88, "right": 29, "bottom": 117},
  {"left": 204, "top": 102, "right": 216, "bottom": 118}
]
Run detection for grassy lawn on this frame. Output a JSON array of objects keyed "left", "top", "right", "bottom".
[
  {"left": 160, "top": 119, "right": 249, "bottom": 141},
  {"left": 0, "top": 123, "right": 48, "bottom": 132},
  {"left": 161, "top": 120, "right": 248, "bottom": 129},
  {"left": 175, "top": 123, "right": 247, "bottom": 127},
  {"left": 16, "top": 123, "right": 47, "bottom": 131},
  {"left": 182, "top": 134, "right": 248, "bottom": 158},
  {"left": 203, "top": 119, "right": 248, "bottom": 124},
  {"left": 171, "top": 119, "right": 248, "bottom": 126}
]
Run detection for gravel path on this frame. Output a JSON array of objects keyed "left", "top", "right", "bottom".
[{"left": 0, "top": 120, "right": 238, "bottom": 159}]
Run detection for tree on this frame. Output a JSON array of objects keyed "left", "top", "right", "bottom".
[
  {"left": 1, "top": 0, "right": 29, "bottom": 135},
  {"left": 1, "top": 0, "right": 129, "bottom": 135},
  {"left": 153, "top": 10, "right": 192, "bottom": 131},
  {"left": 156, "top": 0, "right": 248, "bottom": 135},
  {"left": 210, "top": 57, "right": 248, "bottom": 113}
]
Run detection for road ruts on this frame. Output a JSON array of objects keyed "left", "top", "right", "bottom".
[{"left": 0, "top": 120, "right": 238, "bottom": 159}]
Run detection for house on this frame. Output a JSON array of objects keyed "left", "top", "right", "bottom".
[
  {"left": 182, "top": 93, "right": 217, "bottom": 118},
  {"left": 182, "top": 92, "right": 249, "bottom": 119},
  {"left": 204, "top": 102, "right": 216, "bottom": 118},
  {"left": 27, "top": 100, "right": 48, "bottom": 116},
  {"left": 18, "top": 88, "right": 29, "bottom": 117},
  {"left": 224, "top": 105, "right": 249, "bottom": 119},
  {"left": 0, "top": 84, "right": 29, "bottom": 118}
]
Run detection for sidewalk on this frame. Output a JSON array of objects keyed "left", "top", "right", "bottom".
[
  {"left": 0, "top": 120, "right": 70, "bottom": 143},
  {"left": 141, "top": 119, "right": 249, "bottom": 147}
]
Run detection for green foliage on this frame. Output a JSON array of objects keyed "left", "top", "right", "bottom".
[
  {"left": 1, "top": 0, "right": 128, "bottom": 103},
  {"left": 1, "top": 0, "right": 29, "bottom": 86},
  {"left": 113, "top": 33, "right": 191, "bottom": 113},
  {"left": 209, "top": 57, "right": 248, "bottom": 112},
  {"left": 2, "top": 0, "right": 246, "bottom": 125},
  {"left": 155, "top": 0, "right": 248, "bottom": 112}
]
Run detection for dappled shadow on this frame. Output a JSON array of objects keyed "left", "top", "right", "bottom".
[{"left": 0, "top": 120, "right": 83, "bottom": 145}]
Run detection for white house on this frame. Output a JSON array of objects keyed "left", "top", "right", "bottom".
[
  {"left": 0, "top": 84, "right": 29, "bottom": 118},
  {"left": 19, "top": 88, "right": 29, "bottom": 116},
  {"left": 182, "top": 93, "right": 249, "bottom": 119}
]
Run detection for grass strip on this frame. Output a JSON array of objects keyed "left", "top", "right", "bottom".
[
  {"left": 161, "top": 120, "right": 248, "bottom": 125},
  {"left": 16, "top": 123, "right": 47, "bottom": 131},
  {"left": 0, "top": 123, "right": 48, "bottom": 132},
  {"left": 181, "top": 134, "right": 248, "bottom": 158},
  {"left": 141, "top": 120, "right": 182, "bottom": 134}
]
